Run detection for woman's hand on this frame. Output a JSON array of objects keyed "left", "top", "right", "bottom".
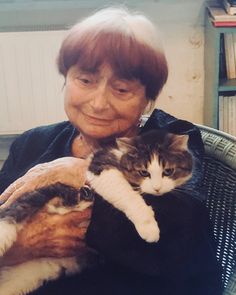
[
  {"left": 0, "top": 205, "right": 93, "bottom": 267},
  {"left": 0, "top": 157, "right": 90, "bottom": 208}
]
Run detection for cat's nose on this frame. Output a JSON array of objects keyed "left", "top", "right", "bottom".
[{"left": 153, "top": 186, "right": 161, "bottom": 194}]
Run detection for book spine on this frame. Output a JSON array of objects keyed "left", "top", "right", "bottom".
[
  {"left": 223, "top": 96, "right": 229, "bottom": 133},
  {"left": 223, "top": 0, "right": 236, "bottom": 15},
  {"left": 230, "top": 95, "right": 236, "bottom": 136},
  {"left": 233, "top": 96, "right": 236, "bottom": 136},
  {"left": 224, "top": 33, "right": 236, "bottom": 79},
  {"left": 213, "top": 21, "right": 236, "bottom": 27},
  {"left": 232, "top": 33, "right": 236, "bottom": 77},
  {"left": 219, "top": 34, "right": 227, "bottom": 79},
  {"left": 219, "top": 95, "right": 224, "bottom": 131},
  {"left": 228, "top": 96, "right": 234, "bottom": 135},
  {"left": 224, "top": 34, "right": 230, "bottom": 79}
]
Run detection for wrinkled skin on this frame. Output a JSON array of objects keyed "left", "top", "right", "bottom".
[{"left": 0, "top": 157, "right": 89, "bottom": 209}]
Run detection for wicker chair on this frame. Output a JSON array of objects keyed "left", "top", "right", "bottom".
[{"left": 198, "top": 125, "right": 236, "bottom": 293}]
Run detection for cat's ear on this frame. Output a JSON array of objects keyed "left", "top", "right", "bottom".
[
  {"left": 169, "top": 134, "right": 189, "bottom": 150},
  {"left": 116, "top": 137, "right": 137, "bottom": 154}
]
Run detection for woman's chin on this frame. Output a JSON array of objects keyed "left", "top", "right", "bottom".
[{"left": 78, "top": 127, "right": 117, "bottom": 140}]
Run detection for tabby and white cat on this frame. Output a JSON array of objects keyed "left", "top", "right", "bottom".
[{"left": 0, "top": 129, "right": 193, "bottom": 295}]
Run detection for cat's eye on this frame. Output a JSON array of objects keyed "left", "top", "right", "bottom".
[
  {"left": 139, "top": 170, "right": 150, "bottom": 177},
  {"left": 163, "top": 168, "right": 174, "bottom": 177}
]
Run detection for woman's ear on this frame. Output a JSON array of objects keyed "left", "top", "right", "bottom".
[{"left": 142, "top": 100, "right": 155, "bottom": 115}]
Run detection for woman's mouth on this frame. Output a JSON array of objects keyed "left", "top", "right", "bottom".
[{"left": 83, "top": 113, "right": 113, "bottom": 125}]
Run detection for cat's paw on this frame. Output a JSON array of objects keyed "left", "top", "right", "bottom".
[
  {"left": 135, "top": 218, "right": 160, "bottom": 243},
  {"left": 0, "top": 220, "right": 17, "bottom": 256}
]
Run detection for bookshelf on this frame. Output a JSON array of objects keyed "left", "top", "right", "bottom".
[{"left": 204, "top": 15, "right": 236, "bottom": 128}]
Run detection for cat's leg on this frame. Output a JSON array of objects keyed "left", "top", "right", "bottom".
[
  {"left": 0, "top": 257, "right": 81, "bottom": 295},
  {"left": 0, "top": 219, "right": 20, "bottom": 256},
  {"left": 87, "top": 169, "right": 160, "bottom": 243}
]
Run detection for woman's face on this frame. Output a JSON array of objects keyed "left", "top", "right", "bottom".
[{"left": 64, "top": 64, "right": 148, "bottom": 139}]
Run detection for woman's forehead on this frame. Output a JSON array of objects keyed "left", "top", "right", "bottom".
[{"left": 73, "top": 63, "right": 139, "bottom": 82}]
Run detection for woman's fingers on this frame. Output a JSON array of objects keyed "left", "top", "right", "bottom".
[
  {"left": 0, "top": 178, "right": 25, "bottom": 205},
  {"left": 0, "top": 187, "right": 29, "bottom": 209},
  {"left": 0, "top": 172, "right": 45, "bottom": 208},
  {"left": 0, "top": 157, "right": 90, "bottom": 208}
]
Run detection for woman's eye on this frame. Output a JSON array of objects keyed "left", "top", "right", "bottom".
[
  {"left": 79, "top": 78, "right": 91, "bottom": 85},
  {"left": 139, "top": 170, "right": 150, "bottom": 177},
  {"left": 163, "top": 168, "right": 174, "bottom": 177},
  {"left": 117, "top": 88, "right": 129, "bottom": 94},
  {"left": 76, "top": 74, "right": 94, "bottom": 85}
]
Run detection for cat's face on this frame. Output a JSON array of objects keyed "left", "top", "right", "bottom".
[
  {"left": 138, "top": 152, "right": 191, "bottom": 195},
  {"left": 117, "top": 130, "right": 193, "bottom": 196}
]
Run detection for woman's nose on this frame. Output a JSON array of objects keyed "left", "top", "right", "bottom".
[{"left": 89, "top": 83, "right": 110, "bottom": 112}]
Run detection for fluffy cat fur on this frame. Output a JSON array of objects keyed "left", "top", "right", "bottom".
[{"left": 0, "top": 129, "right": 193, "bottom": 295}]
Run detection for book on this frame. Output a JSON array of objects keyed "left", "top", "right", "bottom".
[
  {"left": 207, "top": 4, "right": 236, "bottom": 22},
  {"left": 233, "top": 96, "right": 236, "bottom": 136},
  {"left": 228, "top": 96, "right": 235, "bottom": 135},
  {"left": 207, "top": 3, "right": 236, "bottom": 21},
  {"left": 219, "top": 34, "right": 227, "bottom": 79},
  {"left": 223, "top": 96, "right": 229, "bottom": 133},
  {"left": 224, "top": 33, "right": 236, "bottom": 79},
  {"left": 219, "top": 95, "right": 236, "bottom": 135},
  {"left": 212, "top": 20, "right": 236, "bottom": 26},
  {"left": 223, "top": 0, "right": 236, "bottom": 15},
  {"left": 232, "top": 34, "right": 236, "bottom": 76},
  {"left": 219, "top": 95, "right": 224, "bottom": 131}
]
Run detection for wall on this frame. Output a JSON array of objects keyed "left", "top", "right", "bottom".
[
  {"left": 146, "top": 0, "right": 206, "bottom": 124},
  {"left": 0, "top": 30, "right": 66, "bottom": 134},
  {"left": 0, "top": 0, "right": 206, "bottom": 134}
]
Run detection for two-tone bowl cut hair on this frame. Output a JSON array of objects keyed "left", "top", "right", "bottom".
[{"left": 57, "top": 7, "right": 168, "bottom": 101}]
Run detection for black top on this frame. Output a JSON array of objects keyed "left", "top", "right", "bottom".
[{"left": 0, "top": 109, "right": 222, "bottom": 295}]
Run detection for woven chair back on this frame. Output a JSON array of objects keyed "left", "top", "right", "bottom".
[{"left": 199, "top": 125, "right": 236, "bottom": 288}]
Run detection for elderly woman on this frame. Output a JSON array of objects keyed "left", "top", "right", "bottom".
[{"left": 0, "top": 7, "right": 222, "bottom": 295}]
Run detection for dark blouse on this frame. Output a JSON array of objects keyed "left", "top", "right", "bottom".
[{"left": 0, "top": 109, "right": 222, "bottom": 295}]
